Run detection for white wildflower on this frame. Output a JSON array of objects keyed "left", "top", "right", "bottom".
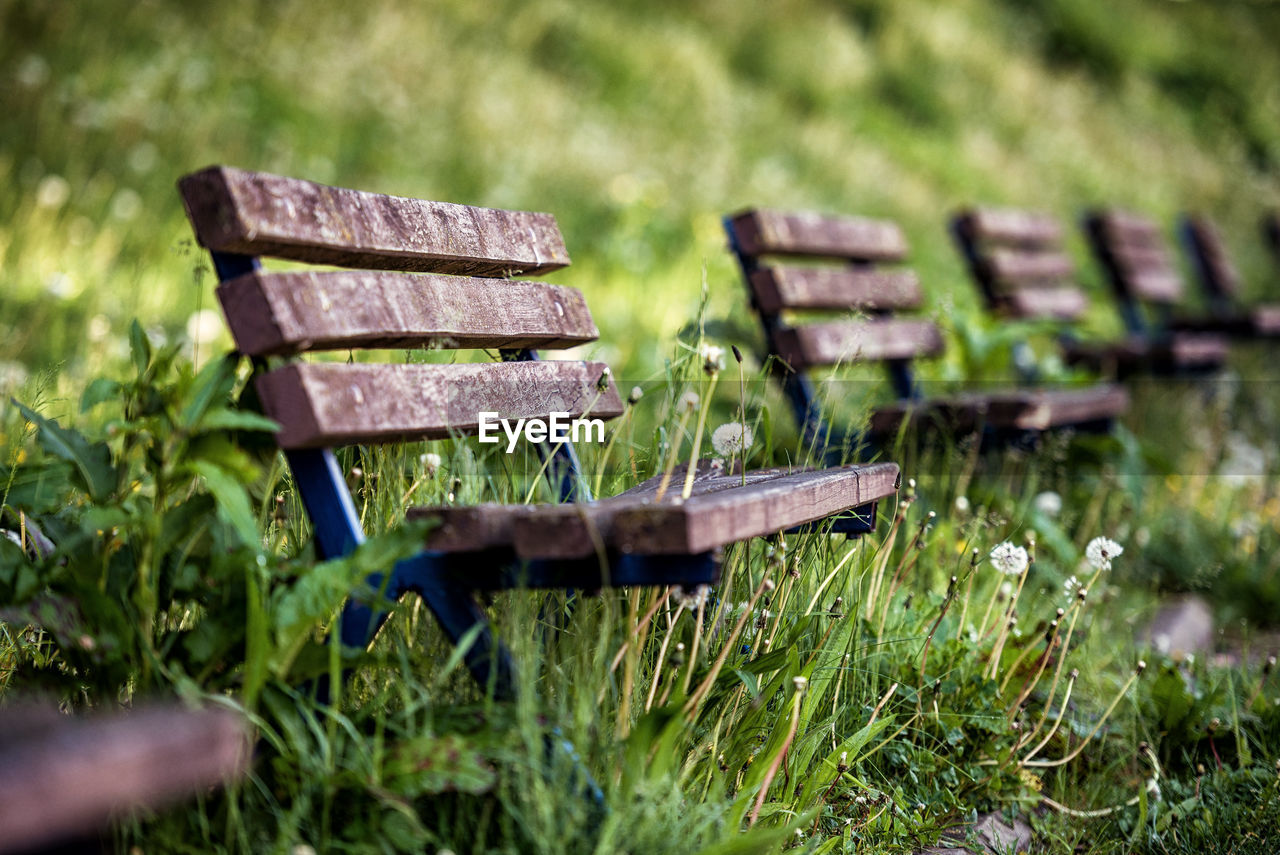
[
  {"left": 679, "top": 391, "right": 700, "bottom": 413},
  {"left": 1085, "top": 536, "right": 1123, "bottom": 571},
  {"left": 1063, "top": 575, "right": 1081, "bottom": 599},
  {"left": 999, "top": 581, "right": 1013, "bottom": 599},
  {"left": 954, "top": 495, "right": 970, "bottom": 513},
  {"left": 420, "top": 452, "right": 442, "bottom": 475},
  {"left": 700, "top": 343, "right": 725, "bottom": 375},
  {"left": 989, "top": 541, "right": 1029, "bottom": 576},
  {"left": 628, "top": 385, "right": 644, "bottom": 404},
  {"left": 1033, "top": 491, "right": 1062, "bottom": 518},
  {"left": 711, "top": 422, "right": 753, "bottom": 457},
  {"left": 792, "top": 676, "right": 808, "bottom": 693}
]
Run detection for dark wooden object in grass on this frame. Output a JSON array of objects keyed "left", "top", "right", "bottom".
[
  {"left": 0, "top": 704, "right": 249, "bottom": 855},
  {"left": 1174, "top": 214, "right": 1280, "bottom": 339},
  {"left": 180, "top": 167, "right": 899, "bottom": 705},
  {"left": 953, "top": 206, "right": 1228, "bottom": 376},
  {"left": 726, "top": 208, "right": 1127, "bottom": 455}
]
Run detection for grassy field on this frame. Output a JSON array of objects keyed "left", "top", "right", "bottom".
[{"left": 3, "top": 0, "right": 1280, "bottom": 852}]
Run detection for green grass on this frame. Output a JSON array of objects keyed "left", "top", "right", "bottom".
[{"left": 3, "top": 0, "right": 1280, "bottom": 852}]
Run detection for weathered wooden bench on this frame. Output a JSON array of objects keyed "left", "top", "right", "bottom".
[
  {"left": 725, "top": 208, "right": 1127, "bottom": 455},
  {"left": 179, "top": 167, "right": 899, "bottom": 697},
  {"left": 0, "top": 703, "right": 248, "bottom": 854},
  {"left": 1174, "top": 214, "right": 1280, "bottom": 339},
  {"left": 1088, "top": 209, "right": 1279, "bottom": 341},
  {"left": 953, "top": 207, "right": 1229, "bottom": 376}
]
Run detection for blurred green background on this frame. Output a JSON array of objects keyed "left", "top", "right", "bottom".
[{"left": 2, "top": 0, "right": 1279, "bottom": 392}]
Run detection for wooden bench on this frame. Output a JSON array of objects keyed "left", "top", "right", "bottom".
[
  {"left": 953, "top": 207, "right": 1229, "bottom": 376},
  {"left": 1088, "top": 209, "right": 1279, "bottom": 340},
  {"left": 1174, "top": 214, "right": 1280, "bottom": 338},
  {"left": 0, "top": 704, "right": 248, "bottom": 854},
  {"left": 179, "top": 167, "right": 899, "bottom": 696},
  {"left": 725, "top": 208, "right": 1127, "bottom": 454}
]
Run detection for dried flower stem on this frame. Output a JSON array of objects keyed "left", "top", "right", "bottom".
[
  {"left": 1022, "top": 669, "right": 1141, "bottom": 767},
  {"left": 682, "top": 373, "right": 719, "bottom": 500}
]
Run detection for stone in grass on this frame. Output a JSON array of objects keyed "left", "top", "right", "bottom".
[
  {"left": 1141, "top": 594, "right": 1214, "bottom": 660},
  {"left": 917, "top": 811, "right": 1033, "bottom": 854}
]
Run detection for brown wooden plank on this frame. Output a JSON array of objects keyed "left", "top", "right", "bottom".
[
  {"left": 1001, "top": 286, "right": 1090, "bottom": 321},
  {"left": 1184, "top": 216, "right": 1241, "bottom": 299},
  {"left": 1091, "top": 210, "right": 1163, "bottom": 247},
  {"left": 1006, "top": 385, "right": 1129, "bottom": 431},
  {"left": 608, "top": 462, "right": 900, "bottom": 555},
  {"left": 955, "top": 208, "right": 1062, "bottom": 246},
  {"left": 1122, "top": 269, "right": 1184, "bottom": 304},
  {"left": 773, "top": 318, "right": 944, "bottom": 368},
  {"left": 1164, "top": 332, "right": 1229, "bottom": 368},
  {"left": 179, "top": 166, "right": 570, "bottom": 277},
  {"left": 1251, "top": 305, "right": 1280, "bottom": 336},
  {"left": 217, "top": 270, "right": 599, "bottom": 356},
  {"left": 0, "top": 705, "right": 249, "bottom": 854},
  {"left": 748, "top": 266, "right": 922, "bottom": 313},
  {"left": 984, "top": 249, "right": 1075, "bottom": 284},
  {"left": 729, "top": 209, "right": 908, "bottom": 262},
  {"left": 256, "top": 360, "right": 623, "bottom": 448}
]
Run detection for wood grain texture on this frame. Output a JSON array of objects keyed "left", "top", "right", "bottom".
[
  {"left": 256, "top": 360, "right": 623, "bottom": 448},
  {"left": 954, "top": 208, "right": 1063, "bottom": 246},
  {"left": 984, "top": 249, "right": 1075, "bottom": 284},
  {"left": 415, "top": 462, "right": 898, "bottom": 558},
  {"left": 1183, "top": 216, "right": 1242, "bottom": 299},
  {"left": 217, "top": 270, "right": 599, "bottom": 356},
  {"left": 749, "top": 266, "right": 922, "bottom": 313},
  {"left": 1086, "top": 211, "right": 1184, "bottom": 304},
  {"left": 1001, "top": 286, "right": 1090, "bottom": 321},
  {"left": 608, "top": 462, "right": 900, "bottom": 555},
  {"left": 729, "top": 209, "right": 908, "bottom": 262},
  {"left": 0, "top": 705, "right": 249, "bottom": 855},
  {"left": 1004, "top": 385, "right": 1129, "bottom": 431},
  {"left": 773, "top": 318, "right": 945, "bottom": 368},
  {"left": 1062, "top": 334, "right": 1227, "bottom": 374},
  {"left": 179, "top": 166, "right": 570, "bottom": 276}
]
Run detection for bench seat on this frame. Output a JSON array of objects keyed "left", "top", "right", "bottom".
[{"left": 415, "top": 461, "right": 899, "bottom": 560}]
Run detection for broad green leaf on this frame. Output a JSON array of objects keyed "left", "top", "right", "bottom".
[
  {"left": 189, "top": 459, "right": 260, "bottom": 550},
  {"left": 15, "top": 401, "right": 116, "bottom": 502},
  {"left": 128, "top": 319, "right": 151, "bottom": 375},
  {"left": 195, "top": 408, "right": 281, "bottom": 434},
  {"left": 179, "top": 354, "right": 238, "bottom": 429},
  {"left": 79, "top": 377, "right": 122, "bottom": 413}
]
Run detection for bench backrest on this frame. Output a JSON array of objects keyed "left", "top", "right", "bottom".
[
  {"left": 1084, "top": 210, "right": 1190, "bottom": 332},
  {"left": 952, "top": 208, "right": 1091, "bottom": 323},
  {"left": 726, "top": 209, "right": 939, "bottom": 402},
  {"left": 1181, "top": 215, "right": 1243, "bottom": 311},
  {"left": 179, "top": 167, "right": 623, "bottom": 451}
]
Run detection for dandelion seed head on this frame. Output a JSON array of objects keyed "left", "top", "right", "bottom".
[
  {"left": 711, "top": 422, "right": 753, "bottom": 457},
  {"left": 1085, "top": 536, "right": 1123, "bottom": 571},
  {"left": 700, "top": 343, "right": 725, "bottom": 375},
  {"left": 1034, "top": 491, "right": 1062, "bottom": 518},
  {"left": 680, "top": 391, "right": 700, "bottom": 413},
  {"left": 989, "top": 541, "right": 1029, "bottom": 576}
]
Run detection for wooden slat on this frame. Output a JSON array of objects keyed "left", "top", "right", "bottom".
[
  {"left": 1091, "top": 210, "right": 1163, "bottom": 248},
  {"left": 1001, "top": 286, "right": 1090, "bottom": 321},
  {"left": 1251, "top": 305, "right": 1280, "bottom": 336},
  {"left": 415, "top": 462, "right": 898, "bottom": 559},
  {"left": 729, "top": 209, "right": 908, "bottom": 262},
  {"left": 984, "top": 248, "right": 1075, "bottom": 284},
  {"left": 1122, "top": 269, "right": 1184, "bottom": 304},
  {"left": 217, "top": 270, "right": 599, "bottom": 356},
  {"left": 749, "top": 266, "right": 922, "bottom": 313},
  {"left": 773, "top": 318, "right": 945, "bottom": 368},
  {"left": 955, "top": 208, "right": 1062, "bottom": 246},
  {"left": 1164, "top": 332, "right": 1229, "bottom": 368},
  {"left": 256, "top": 360, "right": 623, "bottom": 448},
  {"left": 608, "top": 462, "right": 899, "bottom": 555},
  {"left": 179, "top": 166, "right": 570, "bottom": 277},
  {"left": 1184, "top": 216, "right": 1241, "bottom": 299},
  {"left": 0, "top": 705, "right": 249, "bottom": 855},
  {"left": 1005, "top": 385, "right": 1129, "bottom": 431}
]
